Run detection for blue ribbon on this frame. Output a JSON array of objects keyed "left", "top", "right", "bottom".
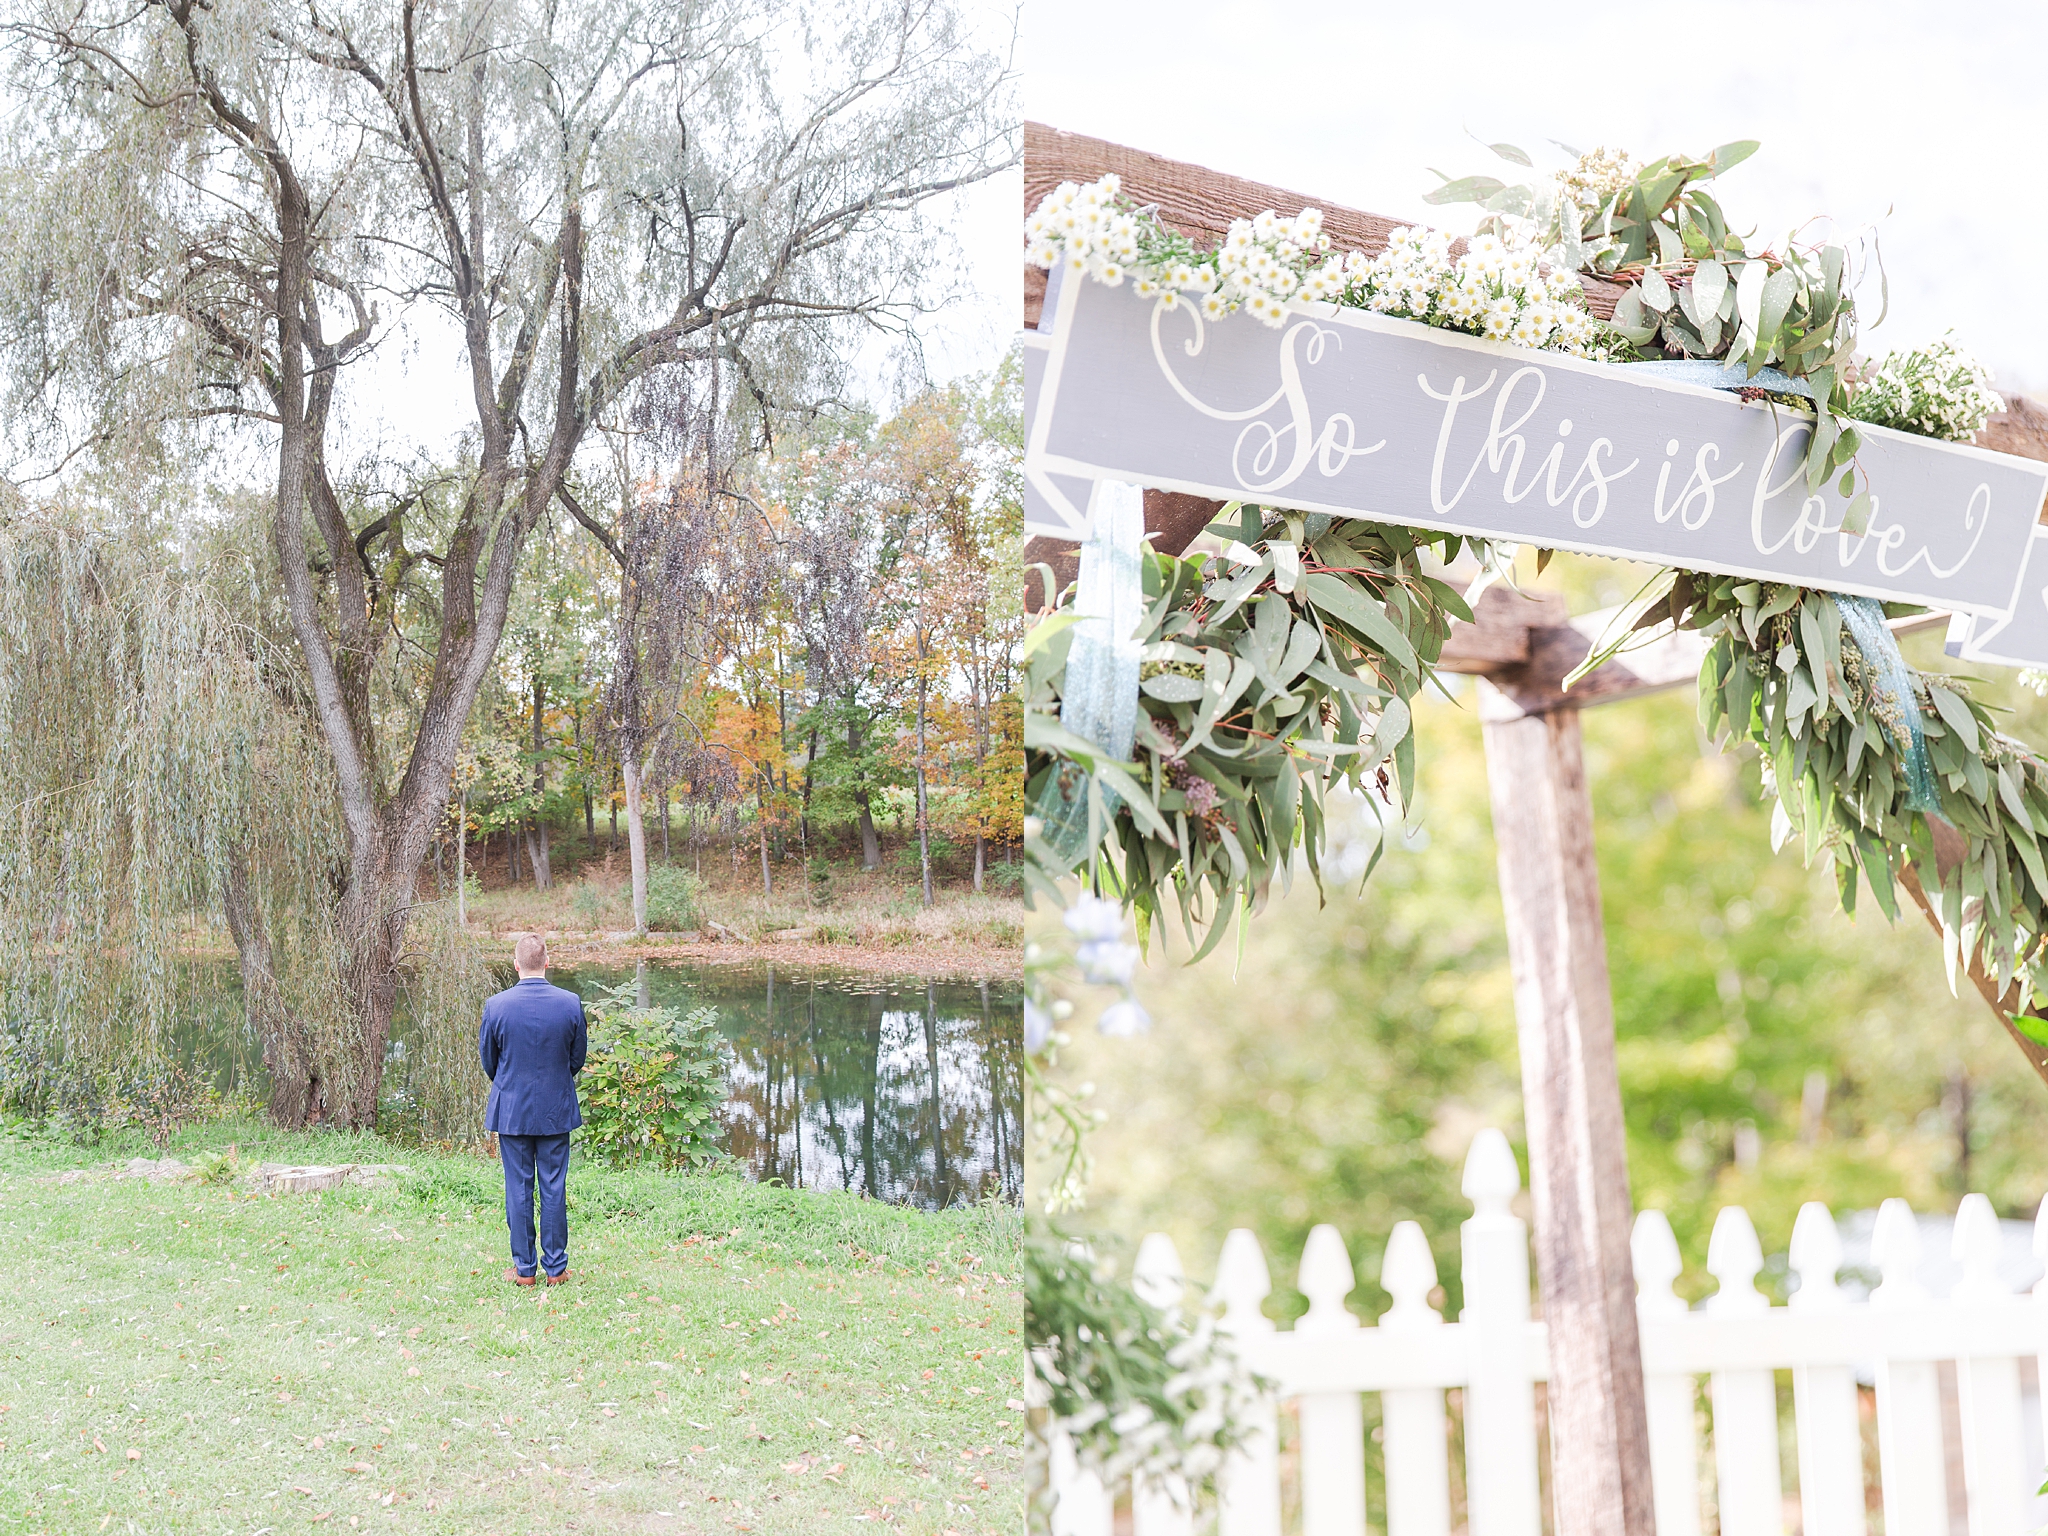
[
  {"left": 1837, "top": 595, "right": 1942, "bottom": 814},
  {"left": 1625, "top": 357, "right": 1814, "bottom": 400},
  {"left": 1034, "top": 482, "right": 1147, "bottom": 864},
  {"left": 1624, "top": 361, "right": 1939, "bottom": 814}
]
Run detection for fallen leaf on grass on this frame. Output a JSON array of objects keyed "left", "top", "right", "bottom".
[{"left": 344, "top": 1461, "right": 373, "bottom": 1473}]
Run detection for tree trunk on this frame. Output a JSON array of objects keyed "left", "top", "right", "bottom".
[
  {"left": 622, "top": 753, "right": 649, "bottom": 934},
  {"left": 849, "top": 712, "right": 881, "bottom": 870},
  {"left": 801, "top": 725, "right": 819, "bottom": 852},
  {"left": 457, "top": 791, "right": 468, "bottom": 929},
  {"left": 661, "top": 786, "right": 671, "bottom": 861},
  {"left": 757, "top": 775, "right": 774, "bottom": 897},
  {"left": 973, "top": 834, "right": 985, "bottom": 893},
  {"left": 915, "top": 649, "right": 933, "bottom": 909},
  {"left": 223, "top": 851, "right": 327, "bottom": 1128},
  {"left": 527, "top": 819, "right": 551, "bottom": 890},
  {"left": 527, "top": 672, "right": 551, "bottom": 888},
  {"left": 335, "top": 867, "right": 409, "bottom": 1129}
]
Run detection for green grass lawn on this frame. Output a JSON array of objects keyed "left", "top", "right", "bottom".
[{"left": 0, "top": 1119, "right": 1023, "bottom": 1535}]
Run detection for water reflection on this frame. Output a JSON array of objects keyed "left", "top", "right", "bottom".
[{"left": 556, "top": 962, "right": 1022, "bottom": 1211}]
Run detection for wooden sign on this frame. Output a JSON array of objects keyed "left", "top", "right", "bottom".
[
  {"left": 1023, "top": 330, "right": 1098, "bottom": 540},
  {"left": 1027, "top": 271, "right": 2048, "bottom": 617},
  {"left": 1954, "top": 529, "right": 2048, "bottom": 665}
]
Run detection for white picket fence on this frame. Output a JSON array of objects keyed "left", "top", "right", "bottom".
[{"left": 1043, "top": 1130, "right": 2048, "bottom": 1536}]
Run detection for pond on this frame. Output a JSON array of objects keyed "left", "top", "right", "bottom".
[
  {"left": 554, "top": 961, "right": 1022, "bottom": 1212},
  {"left": 169, "top": 957, "right": 1023, "bottom": 1213}
]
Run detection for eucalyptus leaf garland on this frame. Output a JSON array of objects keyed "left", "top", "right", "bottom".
[
  {"left": 1676, "top": 574, "right": 2048, "bottom": 1031},
  {"left": 1024, "top": 505, "right": 1474, "bottom": 958}
]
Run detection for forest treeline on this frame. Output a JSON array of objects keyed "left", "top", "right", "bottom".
[{"left": 449, "top": 361, "right": 1023, "bottom": 905}]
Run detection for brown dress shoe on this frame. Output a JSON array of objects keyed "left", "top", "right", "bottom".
[
  {"left": 505, "top": 1267, "right": 537, "bottom": 1287},
  {"left": 544, "top": 1269, "right": 572, "bottom": 1285}
]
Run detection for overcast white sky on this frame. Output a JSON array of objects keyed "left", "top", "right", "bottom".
[{"left": 1023, "top": 0, "right": 2048, "bottom": 394}]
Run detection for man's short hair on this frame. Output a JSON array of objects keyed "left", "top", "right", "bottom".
[{"left": 513, "top": 934, "right": 547, "bottom": 973}]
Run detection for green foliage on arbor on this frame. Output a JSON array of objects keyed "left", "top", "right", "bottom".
[
  {"left": 574, "top": 983, "right": 731, "bottom": 1170},
  {"left": 1025, "top": 508, "right": 1471, "bottom": 960}
]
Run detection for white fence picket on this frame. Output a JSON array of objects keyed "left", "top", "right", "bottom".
[
  {"left": 1788, "top": 1202, "right": 1868, "bottom": 1536},
  {"left": 1632, "top": 1210, "right": 1703, "bottom": 1536},
  {"left": 1953, "top": 1195, "right": 2028, "bottom": 1536},
  {"left": 1048, "top": 1420, "right": 1115, "bottom": 1536},
  {"left": 1131, "top": 1235, "right": 1196, "bottom": 1536},
  {"left": 1037, "top": 1141, "right": 2048, "bottom": 1536},
  {"left": 1705, "top": 1206, "right": 1786, "bottom": 1536},
  {"left": 1458, "top": 1130, "right": 1542, "bottom": 1536},
  {"left": 2036, "top": 1198, "right": 2048, "bottom": 1480},
  {"left": 1379, "top": 1221, "right": 1451, "bottom": 1536},
  {"left": 1872, "top": 1198, "right": 1953, "bottom": 1536},
  {"left": 1216, "top": 1228, "right": 1283, "bottom": 1536},
  {"left": 1295, "top": 1224, "right": 1368, "bottom": 1536}
]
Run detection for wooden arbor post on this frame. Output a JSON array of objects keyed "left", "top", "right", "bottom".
[{"left": 1473, "top": 605, "right": 1655, "bottom": 1536}]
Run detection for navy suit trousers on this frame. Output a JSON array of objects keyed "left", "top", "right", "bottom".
[{"left": 499, "top": 1132, "right": 570, "bottom": 1278}]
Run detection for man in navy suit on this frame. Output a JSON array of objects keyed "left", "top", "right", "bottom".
[{"left": 479, "top": 934, "right": 588, "bottom": 1286}]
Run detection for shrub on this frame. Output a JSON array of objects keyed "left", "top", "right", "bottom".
[
  {"left": 569, "top": 880, "right": 606, "bottom": 928},
  {"left": 984, "top": 861, "right": 1025, "bottom": 897},
  {"left": 644, "top": 865, "right": 707, "bottom": 932},
  {"left": 892, "top": 834, "right": 959, "bottom": 881},
  {"left": 575, "top": 981, "right": 731, "bottom": 1169}
]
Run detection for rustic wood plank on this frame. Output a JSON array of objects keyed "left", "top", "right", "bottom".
[
  {"left": 1477, "top": 699, "right": 1656, "bottom": 1536},
  {"left": 1022, "top": 120, "right": 1628, "bottom": 331}
]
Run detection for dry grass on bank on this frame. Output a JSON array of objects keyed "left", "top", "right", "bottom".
[{"left": 444, "top": 841, "right": 1025, "bottom": 982}]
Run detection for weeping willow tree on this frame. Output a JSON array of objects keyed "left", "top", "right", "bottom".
[
  {"left": 0, "top": 0, "right": 1017, "bottom": 1124},
  {"left": 0, "top": 515, "right": 352, "bottom": 1121}
]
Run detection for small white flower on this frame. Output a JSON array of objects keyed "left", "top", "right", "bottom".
[
  {"left": 1024, "top": 999, "right": 1053, "bottom": 1054},
  {"left": 1097, "top": 261, "right": 1125, "bottom": 286},
  {"left": 1076, "top": 939, "right": 1138, "bottom": 987},
  {"left": 1097, "top": 999, "right": 1152, "bottom": 1037},
  {"left": 1201, "top": 291, "right": 1232, "bottom": 318},
  {"left": 1064, "top": 894, "right": 1124, "bottom": 943},
  {"left": 1133, "top": 274, "right": 1159, "bottom": 297}
]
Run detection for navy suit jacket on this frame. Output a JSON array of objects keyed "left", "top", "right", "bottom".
[{"left": 479, "top": 977, "right": 589, "bottom": 1135}]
